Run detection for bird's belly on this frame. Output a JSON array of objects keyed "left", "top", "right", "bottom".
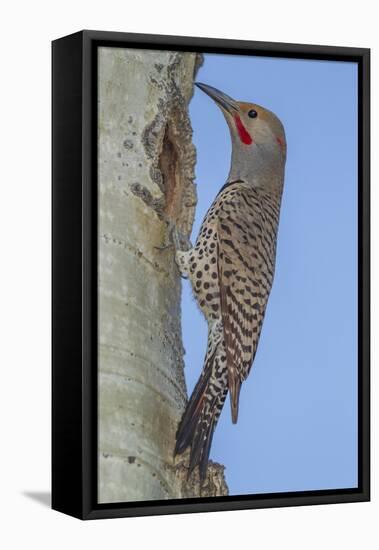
[{"left": 188, "top": 226, "right": 221, "bottom": 320}]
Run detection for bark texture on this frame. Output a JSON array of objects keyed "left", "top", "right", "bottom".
[{"left": 98, "top": 47, "right": 228, "bottom": 503}]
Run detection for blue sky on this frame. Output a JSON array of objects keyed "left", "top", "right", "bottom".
[{"left": 181, "top": 53, "right": 358, "bottom": 495}]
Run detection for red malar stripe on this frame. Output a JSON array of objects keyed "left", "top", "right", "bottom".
[{"left": 234, "top": 115, "right": 253, "bottom": 145}]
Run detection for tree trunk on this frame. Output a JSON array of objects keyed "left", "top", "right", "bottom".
[{"left": 98, "top": 46, "right": 228, "bottom": 503}]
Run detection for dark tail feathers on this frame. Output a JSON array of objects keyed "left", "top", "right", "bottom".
[{"left": 174, "top": 357, "right": 226, "bottom": 481}]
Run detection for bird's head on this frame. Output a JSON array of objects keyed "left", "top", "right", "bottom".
[{"left": 195, "top": 82, "right": 286, "bottom": 186}]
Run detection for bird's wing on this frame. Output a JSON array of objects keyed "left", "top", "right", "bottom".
[{"left": 217, "top": 186, "right": 278, "bottom": 423}]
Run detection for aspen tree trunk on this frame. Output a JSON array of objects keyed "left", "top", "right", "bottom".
[{"left": 98, "top": 47, "right": 228, "bottom": 503}]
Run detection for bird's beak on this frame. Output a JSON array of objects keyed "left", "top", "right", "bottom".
[{"left": 195, "top": 82, "right": 238, "bottom": 114}]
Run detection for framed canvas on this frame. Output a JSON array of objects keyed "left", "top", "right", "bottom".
[{"left": 52, "top": 30, "right": 370, "bottom": 520}]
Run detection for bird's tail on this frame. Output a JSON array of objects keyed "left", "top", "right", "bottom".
[{"left": 174, "top": 347, "right": 227, "bottom": 481}]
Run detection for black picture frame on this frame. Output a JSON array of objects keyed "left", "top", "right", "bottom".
[{"left": 52, "top": 30, "right": 370, "bottom": 520}]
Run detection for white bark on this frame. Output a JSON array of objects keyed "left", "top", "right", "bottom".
[{"left": 98, "top": 46, "right": 228, "bottom": 503}]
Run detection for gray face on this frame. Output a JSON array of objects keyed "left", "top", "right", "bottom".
[{"left": 195, "top": 83, "right": 286, "bottom": 190}]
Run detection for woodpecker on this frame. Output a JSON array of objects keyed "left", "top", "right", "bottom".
[{"left": 174, "top": 82, "right": 287, "bottom": 481}]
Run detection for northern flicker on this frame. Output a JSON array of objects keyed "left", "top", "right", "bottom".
[{"left": 174, "top": 82, "right": 287, "bottom": 480}]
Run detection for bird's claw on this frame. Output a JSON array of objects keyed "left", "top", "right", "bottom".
[
  {"left": 154, "top": 242, "right": 174, "bottom": 251},
  {"left": 155, "top": 220, "right": 192, "bottom": 253}
]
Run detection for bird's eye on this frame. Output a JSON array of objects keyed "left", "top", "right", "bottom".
[{"left": 248, "top": 109, "right": 258, "bottom": 118}]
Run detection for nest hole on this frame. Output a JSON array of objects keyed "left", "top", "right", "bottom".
[{"left": 159, "top": 123, "right": 181, "bottom": 219}]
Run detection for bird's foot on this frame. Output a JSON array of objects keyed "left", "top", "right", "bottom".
[
  {"left": 155, "top": 220, "right": 192, "bottom": 253},
  {"left": 154, "top": 220, "right": 193, "bottom": 279},
  {"left": 172, "top": 226, "right": 192, "bottom": 253},
  {"left": 154, "top": 219, "right": 175, "bottom": 251},
  {"left": 154, "top": 241, "right": 173, "bottom": 251}
]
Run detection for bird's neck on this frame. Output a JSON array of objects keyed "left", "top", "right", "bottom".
[{"left": 227, "top": 142, "right": 285, "bottom": 193}]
